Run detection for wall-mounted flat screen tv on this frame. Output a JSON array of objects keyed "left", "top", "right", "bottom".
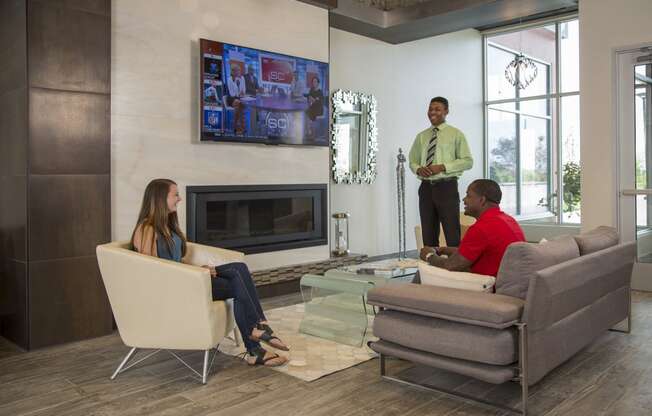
[{"left": 200, "top": 38, "right": 329, "bottom": 146}]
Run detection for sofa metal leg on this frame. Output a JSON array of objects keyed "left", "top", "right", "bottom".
[
  {"left": 379, "top": 358, "right": 526, "bottom": 414},
  {"left": 381, "top": 372, "right": 525, "bottom": 415},
  {"left": 376, "top": 323, "right": 529, "bottom": 416},
  {"left": 609, "top": 290, "right": 632, "bottom": 334},
  {"left": 628, "top": 296, "right": 632, "bottom": 332},
  {"left": 517, "top": 323, "right": 528, "bottom": 416}
]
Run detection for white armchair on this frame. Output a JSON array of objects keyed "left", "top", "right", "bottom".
[
  {"left": 96, "top": 241, "right": 243, "bottom": 384},
  {"left": 415, "top": 213, "right": 476, "bottom": 250}
]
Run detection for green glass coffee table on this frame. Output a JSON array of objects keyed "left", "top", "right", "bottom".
[{"left": 298, "top": 260, "right": 417, "bottom": 347}]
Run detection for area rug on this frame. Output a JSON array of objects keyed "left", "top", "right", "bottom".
[{"left": 218, "top": 303, "right": 377, "bottom": 381}]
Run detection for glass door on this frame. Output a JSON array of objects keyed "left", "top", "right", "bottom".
[{"left": 618, "top": 49, "right": 652, "bottom": 290}]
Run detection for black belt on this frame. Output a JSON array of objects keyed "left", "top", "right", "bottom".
[{"left": 422, "top": 177, "right": 458, "bottom": 184}]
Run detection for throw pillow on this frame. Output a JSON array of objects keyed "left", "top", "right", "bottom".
[
  {"left": 495, "top": 235, "right": 580, "bottom": 299},
  {"left": 418, "top": 261, "right": 495, "bottom": 292},
  {"left": 573, "top": 226, "right": 619, "bottom": 255}
]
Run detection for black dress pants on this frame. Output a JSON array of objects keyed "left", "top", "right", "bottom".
[{"left": 418, "top": 179, "right": 461, "bottom": 247}]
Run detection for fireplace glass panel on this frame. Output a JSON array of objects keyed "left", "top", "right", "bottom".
[{"left": 205, "top": 197, "right": 315, "bottom": 240}]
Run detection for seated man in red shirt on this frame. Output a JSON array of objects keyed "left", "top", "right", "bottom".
[{"left": 420, "top": 179, "right": 525, "bottom": 277}]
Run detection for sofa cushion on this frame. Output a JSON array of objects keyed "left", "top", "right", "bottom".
[
  {"left": 495, "top": 235, "right": 580, "bottom": 300},
  {"left": 373, "top": 310, "right": 518, "bottom": 366},
  {"left": 573, "top": 226, "right": 619, "bottom": 255},
  {"left": 368, "top": 283, "right": 524, "bottom": 329}
]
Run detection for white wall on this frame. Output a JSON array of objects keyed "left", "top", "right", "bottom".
[
  {"left": 111, "top": 0, "right": 330, "bottom": 270},
  {"left": 580, "top": 0, "right": 652, "bottom": 231},
  {"left": 329, "top": 28, "right": 483, "bottom": 256}
]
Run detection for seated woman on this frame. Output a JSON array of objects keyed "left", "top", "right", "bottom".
[{"left": 130, "top": 178, "right": 289, "bottom": 367}]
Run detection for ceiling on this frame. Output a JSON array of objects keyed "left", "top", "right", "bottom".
[{"left": 298, "top": 0, "right": 579, "bottom": 44}]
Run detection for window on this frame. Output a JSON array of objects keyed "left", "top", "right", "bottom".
[
  {"left": 635, "top": 64, "right": 651, "bottom": 229},
  {"left": 484, "top": 18, "right": 580, "bottom": 224}
]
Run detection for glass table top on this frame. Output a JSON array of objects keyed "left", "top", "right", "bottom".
[{"left": 298, "top": 258, "right": 418, "bottom": 346}]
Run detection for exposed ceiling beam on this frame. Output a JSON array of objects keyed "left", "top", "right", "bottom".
[
  {"left": 330, "top": 0, "right": 578, "bottom": 44},
  {"left": 297, "top": 0, "right": 338, "bottom": 10}
]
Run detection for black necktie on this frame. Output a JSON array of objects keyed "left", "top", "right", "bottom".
[{"left": 426, "top": 127, "right": 439, "bottom": 166}]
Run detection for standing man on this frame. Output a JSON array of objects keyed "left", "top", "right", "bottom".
[{"left": 409, "top": 96, "right": 473, "bottom": 248}]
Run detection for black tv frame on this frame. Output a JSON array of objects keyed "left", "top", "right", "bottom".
[{"left": 199, "top": 38, "right": 329, "bottom": 147}]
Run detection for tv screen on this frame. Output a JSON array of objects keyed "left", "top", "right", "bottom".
[{"left": 200, "top": 39, "right": 329, "bottom": 146}]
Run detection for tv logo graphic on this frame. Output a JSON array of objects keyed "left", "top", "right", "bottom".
[
  {"left": 265, "top": 112, "right": 290, "bottom": 135},
  {"left": 261, "top": 57, "right": 293, "bottom": 85},
  {"left": 269, "top": 71, "right": 287, "bottom": 82}
]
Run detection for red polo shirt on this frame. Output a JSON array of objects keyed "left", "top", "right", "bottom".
[{"left": 458, "top": 207, "right": 525, "bottom": 277}]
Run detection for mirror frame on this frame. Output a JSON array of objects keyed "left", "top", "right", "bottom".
[{"left": 330, "top": 89, "right": 378, "bottom": 184}]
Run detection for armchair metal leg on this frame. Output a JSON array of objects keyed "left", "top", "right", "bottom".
[
  {"left": 110, "top": 347, "right": 219, "bottom": 384},
  {"left": 202, "top": 349, "right": 210, "bottom": 384},
  {"left": 225, "top": 327, "right": 241, "bottom": 347},
  {"left": 111, "top": 347, "right": 137, "bottom": 380},
  {"left": 234, "top": 328, "right": 241, "bottom": 347}
]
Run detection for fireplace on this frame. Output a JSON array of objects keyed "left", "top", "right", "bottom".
[{"left": 186, "top": 184, "right": 327, "bottom": 254}]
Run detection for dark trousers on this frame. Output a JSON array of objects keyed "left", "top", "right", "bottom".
[
  {"left": 212, "top": 262, "right": 266, "bottom": 352},
  {"left": 418, "top": 179, "right": 461, "bottom": 247}
]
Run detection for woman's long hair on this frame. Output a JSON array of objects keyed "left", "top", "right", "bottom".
[{"left": 130, "top": 178, "right": 187, "bottom": 257}]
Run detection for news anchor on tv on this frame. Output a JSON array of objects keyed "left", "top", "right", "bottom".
[
  {"left": 226, "top": 64, "right": 246, "bottom": 134},
  {"left": 244, "top": 65, "right": 261, "bottom": 96}
]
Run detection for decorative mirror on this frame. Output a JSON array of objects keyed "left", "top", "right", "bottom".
[{"left": 331, "top": 90, "right": 378, "bottom": 184}]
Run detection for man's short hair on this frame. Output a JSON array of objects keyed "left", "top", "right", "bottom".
[
  {"left": 430, "top": 96, "right": 449, "bottom": 110},
  {"left": 470, "top": 179, "right": 502, "bottom": 204}
]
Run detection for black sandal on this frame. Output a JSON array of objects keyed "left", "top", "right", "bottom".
[
  {"left": 257, "top": 323, "right": 274, "bottom": 334},
  {"left": 245, "top": 346, "right": 287, "bottom": 367},
  {"left": 250, "top": 326, "right": 290, "bottom": 351}
]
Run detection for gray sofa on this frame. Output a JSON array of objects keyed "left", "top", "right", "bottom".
[{"left": 367, "top": 227, "right": 635, "bottom": 415}]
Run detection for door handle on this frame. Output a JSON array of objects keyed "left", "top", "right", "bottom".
[{"left": 621, "top": 189, "right": 652, "bottom": 196}]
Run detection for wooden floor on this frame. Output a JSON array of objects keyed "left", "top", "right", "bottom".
[{"left": 1, "top": 292, "right": 651, "bottom": 416}]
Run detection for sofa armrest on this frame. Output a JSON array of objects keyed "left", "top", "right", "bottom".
[{"left": 367, "top": 283, "right": 524, "bottom": 329}]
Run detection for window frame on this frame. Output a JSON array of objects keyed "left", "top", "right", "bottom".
[{"left": 483, "top": 17, "right": 580, "bottom": 224}]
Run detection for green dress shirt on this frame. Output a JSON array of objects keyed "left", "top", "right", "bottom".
[{"left": 408, "top": 122, "right": 473, "bottom": 180}]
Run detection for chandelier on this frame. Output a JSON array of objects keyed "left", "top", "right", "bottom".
[{"left": 505, "top": 53, "right": 538, "bottom": 90}]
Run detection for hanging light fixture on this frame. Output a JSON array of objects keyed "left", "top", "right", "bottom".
[
  {"left": 505, "top": 53, "right": 539, "bottom": 89},
  {"left": 504, "top": 20, "right": 539, "bottom": 90}
]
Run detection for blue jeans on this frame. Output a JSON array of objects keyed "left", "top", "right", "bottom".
[{"left": 211, "top": 262, "right": 266, "bottom": 352}]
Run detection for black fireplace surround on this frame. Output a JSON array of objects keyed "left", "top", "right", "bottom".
[{"left": 186, "top": 184, "right": 327, "bottom": 254}]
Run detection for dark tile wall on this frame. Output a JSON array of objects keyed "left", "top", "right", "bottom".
[
  {"left": 0, "top": 0, "right": 112, "bottom": 349},
  {"left": 0, "top": 0, "right": 28, "bottom": 347},
  {"left": 28, "top": 175, "right": 111, "bottom": 261},
  {"left": 29, "top": 257, "right": 112, "bottom": 348},
  {"left": 29, "top": 90, "right": 110, "bottom": 175},
  {"left": 27, "top": 2, "right": 110, "bottom": 93}
]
